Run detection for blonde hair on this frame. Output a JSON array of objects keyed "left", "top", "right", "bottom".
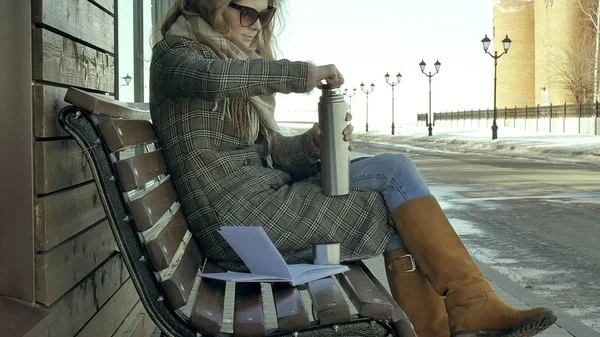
[{"left": 151, "top": 0, "right": 283, "bottom": 60}]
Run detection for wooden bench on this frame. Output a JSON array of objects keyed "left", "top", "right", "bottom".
[{"left": 58, "top": 88, "right": 417, "bottom": 337}]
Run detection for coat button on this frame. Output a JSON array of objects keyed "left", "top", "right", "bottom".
[{"left": 243, "top": 159, "right": 251, "bottom": 166}]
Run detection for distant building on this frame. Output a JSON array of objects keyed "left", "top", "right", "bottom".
[{"left": 493, "top": 0, "right": 595, "bottom": 106}]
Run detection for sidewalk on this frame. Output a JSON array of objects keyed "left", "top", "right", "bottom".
[{"left": 365, "top": 255, "right": 599, "bottom": 337}]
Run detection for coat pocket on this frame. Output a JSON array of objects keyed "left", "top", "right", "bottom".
[{"left": 203, "top": 166, "right": 272, "bottom": 217}]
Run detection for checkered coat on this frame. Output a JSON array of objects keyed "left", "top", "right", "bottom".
[{"left": 150, "top": 37, "right": 395, "bottom": 271}]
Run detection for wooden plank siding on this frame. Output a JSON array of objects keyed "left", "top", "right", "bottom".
[
  {"left": 75, "top": 280, "right": 139, "bottom": 337},
  {"left": 32, "top": 28, "right": 114, "bottom": 93},
  {"left": 33, "top": 84, "right": 70, "bottom": 138},
  {"left": 112, "top": 303, "right": 157, "bottom": 337},
  {"left": 43, "top": 253, "right": 129, "bottom": 337},
  {"left": 34, "top": 139, "right": 93, "bottom": 195},
  {"left": 35, "top": 181, "right": 106, "bottom": 252},
  {"left": 32, "top": 0, "right": 115, "bottom": 53},
  {"left": 35, "top": 220, "right": 117, "bottom": 306},
  {"left": 89, "top": 0, "right": 114, "bottom": 14},
  {"left": 24, "top": 0, "right": 151, "bottom": 336}
]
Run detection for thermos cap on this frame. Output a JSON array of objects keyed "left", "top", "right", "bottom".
[{"left": 318, "top": 84, "right": 342, "bottom": 96}]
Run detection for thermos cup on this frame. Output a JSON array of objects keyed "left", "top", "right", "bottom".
[
  {"left": 318, "top": 86, "right": 350, "bottom": 196},
  {"left": 313, "top": 243, "right": 341, "bottom": 265}
]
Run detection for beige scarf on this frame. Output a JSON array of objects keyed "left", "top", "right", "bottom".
[{"left": 165, "top": 14, "right": 277, "bottom": 167}]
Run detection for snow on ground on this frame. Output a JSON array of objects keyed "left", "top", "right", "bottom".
[{"left": 278, "top": 122, "right": 600, "bottom": 163}]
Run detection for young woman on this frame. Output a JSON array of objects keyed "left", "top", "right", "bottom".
[{"left": 149, "top": 0, "right": 557, "bottom": 336}]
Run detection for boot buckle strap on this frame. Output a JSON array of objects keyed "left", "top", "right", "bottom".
[{"left": 387, "top": 254, "right": 416, "bottom": 273}]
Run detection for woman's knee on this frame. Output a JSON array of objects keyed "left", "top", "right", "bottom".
[
  {"left": 376, "top": 153, "right": 429, "bottom": 201},
  {"left": 375, "top": 153, "right": 418, "bottom": 173}
]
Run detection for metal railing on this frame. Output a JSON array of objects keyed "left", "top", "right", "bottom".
[
  {"left": 417, "top": 102, "right": 600, "bottom": 122},
  {"left": 416, "top": 102, "right": 600, "bottom": 136}
]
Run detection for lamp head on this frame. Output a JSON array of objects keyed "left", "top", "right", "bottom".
[
  {"left": 481, "top": 34, "right": 491, "bottom": 52},
  {"left": 434, "top": 60, "right": 441, "bottom": 73},
  {"left": 385, "top": 72, "right": 390, "bottom": 83},
  {"left": 419, "top": 60, "right": 426, "bottom": 73},
  {"left": 396, "top": 72, "right": 402, "bottom": 83},
  {"left": 370, "top": 83, "right": 375, "bottom": 91},
  {"left": 502, "top": 35, "right": 512, "bottom": 52},
  {"left": 343, "top": 88, "right": 348, "bottom": 95},
  {"left": 122, "top": 74, "right": 132, "bottom": 86}
]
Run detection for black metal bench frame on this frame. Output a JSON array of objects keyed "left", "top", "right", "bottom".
[{"left": 58, "top": 88, "right": 416, "bottom": 337}]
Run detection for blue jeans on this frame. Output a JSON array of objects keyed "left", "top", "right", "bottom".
[{"left": 351, "top": 153, "right": 431, "bottom": 251}]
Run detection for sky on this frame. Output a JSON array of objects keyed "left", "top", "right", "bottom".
[
  {"left": 118, "top": 0, "right": 496, "bottom": 129},
  {"left": 273, "top": 0, "right": 496, "bottom": 127}
]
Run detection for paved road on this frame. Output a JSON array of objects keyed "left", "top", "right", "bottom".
[{"left": 351, "top": 139, "right": 600, "bottom": 333}]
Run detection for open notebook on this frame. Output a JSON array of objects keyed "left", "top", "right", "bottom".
[{"left": 199, "top": 226, "right": 349, "bottom": 287}]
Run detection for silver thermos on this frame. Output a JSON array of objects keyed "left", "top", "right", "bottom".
[{"left": 318, "top": 87, "right": 350, "bottom": 196}]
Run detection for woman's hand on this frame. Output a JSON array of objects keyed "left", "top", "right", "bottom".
[
  {"left": 314, "top": 64, "right": 344, "bottom": 88},
  {"left": 311, "top": 113, "right": 354, "bottom": 151}
]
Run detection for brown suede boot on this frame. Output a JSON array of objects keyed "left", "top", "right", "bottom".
[
  {"left": 384, "top": 249, "right": 450, "bottom": 337},
  {"left": 391, "top": 195, "right": 557, "bottom": 337}
]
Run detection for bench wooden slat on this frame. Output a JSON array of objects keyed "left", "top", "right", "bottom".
[
  {"left": 128, "top": 176, "right": 177, "bottom": 231},
  {"left": 271, "top": 283, "right": 310, "bottom": 332},
  {"left": 357, "top": 261, "right": 416, "bottom": 337},
  {"left": 65, "top": 88, "right": 149, "bottom": 120},
  {"left": 336, "top": 263, "right": 393, "bottom": 320},
  {"left": 161, "top": 235, "right": 202, "bottom": 310},
  {"left": 115, "top": 150, "right": 168, "bottom": 192},
  {"left": 190, "top": 261, "right": 226, "bottom": 336},
  {"left": 233, "top": 282, "right": 265, "bottom": 337},
  {"left": 145, "top": 208, "right": 188, "bottom": 272},
  {"left": 307, "top": 277, "right": 351, "bottom": 325},
  {"left": 98, "top": 119, "right": 156, "bottom": 153}
]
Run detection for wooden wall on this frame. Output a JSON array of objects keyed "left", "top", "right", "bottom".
[
  {"left": 0, "top": 0, "right": 35, "bottom": 306},
  {"left": 1, "top": 0, "right": 156, "bottom": 336}
]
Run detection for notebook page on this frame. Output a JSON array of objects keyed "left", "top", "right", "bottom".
[
  {"left": 219, "top": 226, "right": 292, "bottom": 280},
  {"left": 199, "top": 271, "right": 291, "bottom": 283},
  {"left": 287, "top": 264, "right": 349, "bottom": 285}
]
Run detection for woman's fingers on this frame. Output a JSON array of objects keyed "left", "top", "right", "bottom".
[
  {"left": 343, "top": 124, "right": 354, "bottom": 142},
  {"left": 316, "top": 64, "right": 345, "bottom": 88},
  {"left": 326, "top": 73, "right": 344, "bottom": 87},
  {"left": 314, "top": 120, "right": 353, "bottom": 150},
  {"left": 345, "top": 112, "right": 352, "bottom": 122},
  {"left": 312, "top": 123, "right": 321, "bottom": 136},
  {"left": 327, "top": 65, "right": 344, "bottom": 87},
  {"left": 311, "top": 123, "right": 321, "bottom": 148},
  {"left": 343, "top": 124, "right": 354, "bottom": 135}
]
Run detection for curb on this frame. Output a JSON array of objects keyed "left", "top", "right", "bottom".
[
  {"left": 351, "top": 133, "right": 600, "bottom": 163},
  {"left": 476, "top": 260, "right": 600, "bottom": 337}
]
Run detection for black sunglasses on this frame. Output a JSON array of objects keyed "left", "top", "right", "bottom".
[{"left": 228, "top": 2, "right": 276, "bottom": 28}]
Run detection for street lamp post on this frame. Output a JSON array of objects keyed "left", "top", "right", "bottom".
[
  {"left": 385, "top": 72, "right": 402, "bottom": 135},
  {"left": 343, "top": 88, "right": 357, "bottom": 118},
  {"left": 419, "top": 60, "right": 441, "bottom": 136},
  {"left": 360, "top": 82, "right": 375, "bottom": 132},
  {"left": 481, "top": 34, "right": 512, "bottom": 140}
]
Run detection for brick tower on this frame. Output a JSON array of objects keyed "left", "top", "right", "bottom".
[
  {"left": 534, "top": 0, "right": 590, "bottom": 104},
  {"left": 493, "top": 0, "right": 536, "bottom": 108},
  {"left": 493, "top": 0, "right": 594, "bottom": 106}
]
